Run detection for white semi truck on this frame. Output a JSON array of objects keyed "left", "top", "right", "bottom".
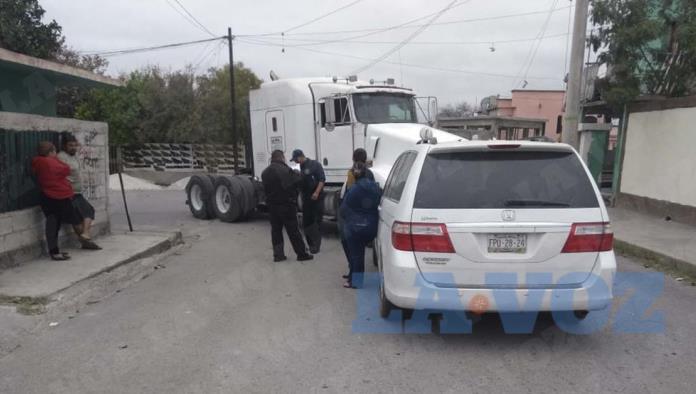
[{"left": 185, "top": 76, "right": 463, "bottom": 221}]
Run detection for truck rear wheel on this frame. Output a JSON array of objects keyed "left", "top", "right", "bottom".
[
  {"left": 235, "top": 175, "right": 257, "bottom": 220},
  {"left": 212, "top": 176, "right": 244, "bottom": 222},
  {"left": 186, "top": 175, "right": 215, "bottom": 219}
]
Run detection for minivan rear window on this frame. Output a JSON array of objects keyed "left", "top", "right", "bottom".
[{"left": 413, "top": 150, "right": 600, "bottom": 209}]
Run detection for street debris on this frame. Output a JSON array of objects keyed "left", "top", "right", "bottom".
[
  {"left": 119, "top": 344, "right": 128, "bottom": 349},
  {"left": 48, "top": 322, "right": 59, "bottom": 327}
]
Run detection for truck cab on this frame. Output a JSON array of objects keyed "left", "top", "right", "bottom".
[{"left": 249, "top": 77, "right": 461, "bottom": 216}]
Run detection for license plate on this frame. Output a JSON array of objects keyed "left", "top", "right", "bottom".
[{"left": 487, "top": 234, "right": 527, "bottom": 253}]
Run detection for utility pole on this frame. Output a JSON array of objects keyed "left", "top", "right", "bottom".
[
  {"left": 562, "top": 0, "right": 589, "bottom": 149},
  {"left": 227, "top": 27, "right": 238, "bottom": 172}
]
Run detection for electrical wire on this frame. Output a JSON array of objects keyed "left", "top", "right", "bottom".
[
  {"left": 171, "top": 0, "right": 217, "bottom": 37},
  {"left": 511, "top": 0, "right": 559, "bottom": 88},
  {"left": 237, "top": 4, "right": 571, "bottom": 38},
  {"left": 520, "top": 0, "right": 560, "bottom": 84},
  {"left": 164, "top": 0, "right": 214, "bottom": 37},
  {"left": 246, "top": 1, "right": 471, "bottom": 49},
  {"left": 237, "top": 37, "right": 560, "bottom": 81},
  {"left": 282, "top": 0, "right": 366, "bottom": 34},
  {"left": 253, "top": 31, "right": 570, "bottom": 47},
  {"left": 350, "top": 0, "right": 462, "bottom": 75},
  {"left": 80, "top": 36, "right": 225, "bottom": 57},
  {"left": 193, "top": 40, "right": 223, "bottom": 74}
]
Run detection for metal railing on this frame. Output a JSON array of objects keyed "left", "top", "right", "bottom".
[
  {"left": 110, "top": 143, "right": 248, "bottom": 174},
  {"left": 0, "top": 129, "right": 60, "bottom": 213}
]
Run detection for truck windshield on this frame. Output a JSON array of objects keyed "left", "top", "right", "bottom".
[{"left": 352, "top": 93, "right": 417, "bottom": 124}]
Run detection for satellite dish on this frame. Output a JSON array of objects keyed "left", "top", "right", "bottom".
[{"left": 270, "top": 70, "right": 279, "bottom": 81}]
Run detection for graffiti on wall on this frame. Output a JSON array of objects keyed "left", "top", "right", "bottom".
[{"left": 76, "top": 128, "right": 102, "bottom": 200}]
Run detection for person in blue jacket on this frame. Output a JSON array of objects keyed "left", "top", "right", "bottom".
[{"left": 340, "top": 162, "right": 381, "bottom": 288}]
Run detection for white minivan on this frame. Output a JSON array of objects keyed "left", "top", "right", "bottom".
[{"left": 375, "top": 140, "right": 616, "bottom": 319}]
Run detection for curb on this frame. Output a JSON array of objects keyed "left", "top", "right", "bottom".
[
  {"left": 62, "top": 231, "right": 184, "bottom": 292},
  {"left": 614, "top": 238, "right": 696, "bottom": 281},
  {"left": 0, "top": 231, "right": 183, "bottom": 308}
]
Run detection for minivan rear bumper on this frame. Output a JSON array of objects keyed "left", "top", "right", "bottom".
[{"left": 384, "top": 251, "right": 616, "bottom": 312}]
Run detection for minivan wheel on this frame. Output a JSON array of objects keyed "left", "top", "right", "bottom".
[
  {"left": 379, "top": 279, "right": 394, "bottom": 319},
  {"left": 372, "top": 245, "right": 378, "bottom": 267},
  {"left": 574, "top": 310, "right": 589, "bottom": 320}
]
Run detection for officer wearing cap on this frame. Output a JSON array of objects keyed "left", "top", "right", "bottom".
[
  {"left": 290, "top": 149, "right": 325, "bottom": 254},
  {"left": 261, "top": 150, "right": 313, "bottom": 262}
]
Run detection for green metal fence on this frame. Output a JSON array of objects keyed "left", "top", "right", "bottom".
[{"left": 0, "top": 129, "right": 60, "bottom": 213}]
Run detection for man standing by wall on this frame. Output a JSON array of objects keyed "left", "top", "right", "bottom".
[
  {"left": 261, "top": 150, "right": 313, "bottom": 262},
  {"left": 290, "top": 149, "right": 325, "bottom": 254},
  {"left": 57, "top": 133, "right": 101, "bottom": 250}
]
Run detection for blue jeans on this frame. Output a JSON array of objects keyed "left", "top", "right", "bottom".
[{"left": 344, "top": 224, "right": 376, "bottom": 287}]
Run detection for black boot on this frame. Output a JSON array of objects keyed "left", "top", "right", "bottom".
[
  {"left": 273, "top": 244, "right": 287, "bottom": 262},
  {"left": 305, "top": 223, "right": 322, "bottom": 254},
  {"left": 297, "top": 254, "right": 314, "bottom": 262}
]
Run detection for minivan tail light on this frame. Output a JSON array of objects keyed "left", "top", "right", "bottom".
[
  {"left": 561, "top": 222, "right": 613, "bottom": 253},
  {"left": 391, "top": 222, "right": 455, "bottom": 253},
  {"left": 391, "top": 222, "right": 412, "bottom": 251}
]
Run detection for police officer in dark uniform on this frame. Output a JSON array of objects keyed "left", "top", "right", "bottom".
[
  {"left": 261, "top": 150, "right": 313, "bottom": 262},
  {"left": 290, "top": 149, "right": 325, "bottom": 254}
]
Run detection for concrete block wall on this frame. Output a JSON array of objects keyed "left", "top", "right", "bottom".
[
  {"left": 617, "top": 98, "right": 696, "bottom": 225},
  {"left": 0, "top": 112, "right": 110, "bottom": 268}
]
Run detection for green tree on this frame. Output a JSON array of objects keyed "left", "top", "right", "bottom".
[
  {"left": 592, "top": 0, "right": 696, "bottom": 108},
  {"left": 75, "top": 63, "right": 263, "bottom": 145},
  {"left": 55, "top": 46, "right": 110, "bottom": 117},
  {"left": 0, "top": 0, "right": 63, "bottom": 59},
  {"left": 438, "top": 101, "right": 474, "bottom": 118},
  {"left": 0, "top": 0, "right": 111, "bottom": 117},
  {"left": 75, "top": 71, "right": 146, "bottom": 145},
  {"left": 195, "top": 63, "right": 262, "bottom": 144}
]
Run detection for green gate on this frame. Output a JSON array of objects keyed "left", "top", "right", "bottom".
[{"left": 0, "top": 129, "right": 60, "bottom": 213}]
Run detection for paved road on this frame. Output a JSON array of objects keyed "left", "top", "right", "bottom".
[{"left": 1, "top": 191, "right": 694, "bottom": 393}]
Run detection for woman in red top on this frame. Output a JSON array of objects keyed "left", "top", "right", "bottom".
[{"left": 32, "top": 141, "right": 79, "bottom": 260}]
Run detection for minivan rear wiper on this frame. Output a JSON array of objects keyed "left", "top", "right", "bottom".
[{"left": 504, "top": 199, "right": 570, "bottom": 208}]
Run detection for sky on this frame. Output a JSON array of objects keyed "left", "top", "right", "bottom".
[{"left": 42, "top": 0, "right": 578, "bottom": 106}]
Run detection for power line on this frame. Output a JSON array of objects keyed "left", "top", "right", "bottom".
[
  {"left": 170, "top": 0, "right": 217, "bottom": 37},
  {"left": 253, "top": 31, "right": 570, "bottom": 47},
  {"left": 193, "top": 40, "right": 223, "bottom": 74},
  {"left": 243, "top": 1, "right": 472, "bottom": 49},
  {"left": 80, "top": 36, "right": 225, "bottom": 57},
  {"left": 164, "top": 0, "right": 213, "bottom": 37},
  {"left": 350, "top": 0, "right": 463, "bottom": 75},
  {"left": 237, "top": 37, "right": 561, "bottom": 81},
  {"left": 512, "top": 0, "right": 560, "bottom": 88},
  {"left": 283, "top": 0, "right": 366, "bottom": 34},
  {"left": 520, "top": 0, "right": 560, "bottom": 86},
  {"left": 237, "top": 4, "right": 572, "bottom": 38}
]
